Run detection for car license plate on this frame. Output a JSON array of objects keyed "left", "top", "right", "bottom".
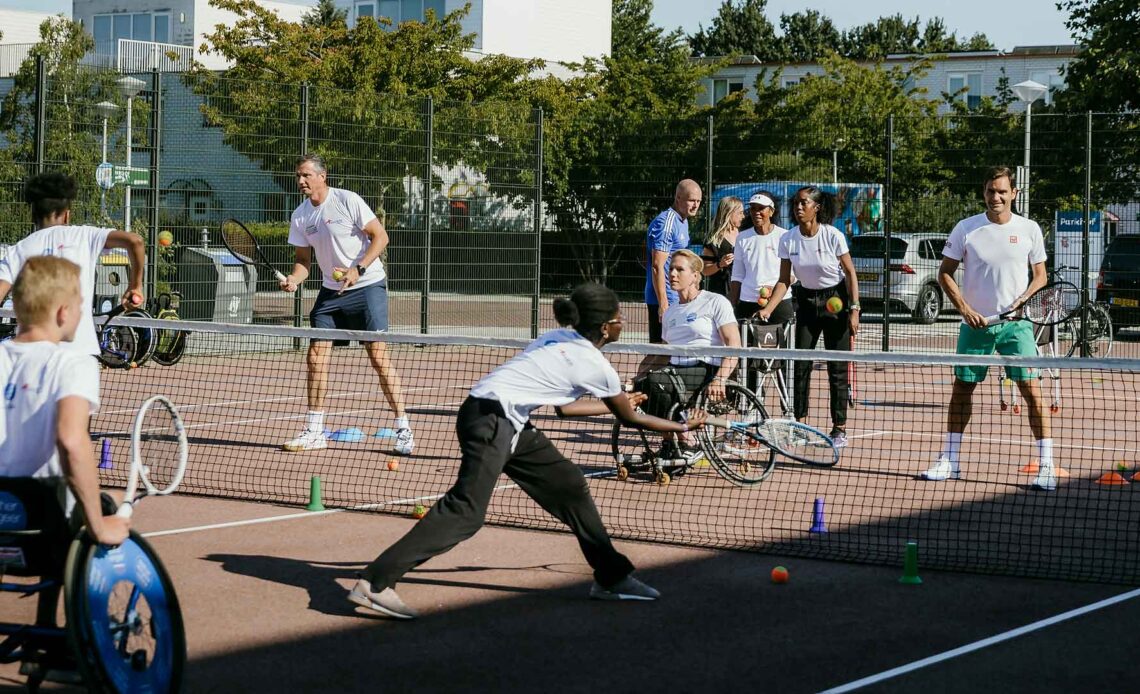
[
  {"left": 1111, "top": 296, "right": 1139, "bottom": 308},
  {"left": 857, "top": 272, "right": 879, "bottom": 282}
]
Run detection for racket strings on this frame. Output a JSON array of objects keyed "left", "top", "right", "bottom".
[
  {"left": 758, "top": 420, "right": 833, "bottom": 464},
  {"left": 1023, "top": 284, "right": 1080, "bottom": 323},
  {"left": 220, "top": 222, "right": 258, "bottom": 263},
  {"left": 138, "top": 407, "right": 181, "bottom": 492}
]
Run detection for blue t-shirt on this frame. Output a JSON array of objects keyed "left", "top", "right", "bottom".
[{"left": 644, "top": 208, "right": 690, "bottom": 305}]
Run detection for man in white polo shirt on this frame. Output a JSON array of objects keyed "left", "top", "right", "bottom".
[
  {"left": 920, "top": 166, "right": 1054, "bottom": 490},
  {"left": 279, "top": 154, "right": 414, "bottom": 455}
]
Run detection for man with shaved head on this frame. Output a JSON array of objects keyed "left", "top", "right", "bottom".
[{"left": 645, "top": 179, "right": 702, "bottom": 343}]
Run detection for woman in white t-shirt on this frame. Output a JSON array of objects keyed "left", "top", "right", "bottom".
[
  {"left": 352, "top": 284, "right": 707, "bottom": 619},
  {"left": 663, "top": 249, "right": 741, "bottom": 402},
  {"left": 729, "top": 191, "right": 793, "bottom": 325},
  {"left": 758, "top": 186, "right": 861, "bottom": 448}
]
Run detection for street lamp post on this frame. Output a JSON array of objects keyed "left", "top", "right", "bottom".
[
  {"left": 94, "top": 100, "right": 119, "bottom": 220},
  {"left": 1011, "top": 80, "right": 1048, "bottom": 219},
  {"left": 116, "top": 76, "right": 146, "bottom": 232}
]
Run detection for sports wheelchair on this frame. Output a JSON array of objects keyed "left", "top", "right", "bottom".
[
  {"left": 610, "top": 366, "right": 777, "bottom": 486},
  {"left": 0, "top": 479, "right": 185, "bottom": 692}
]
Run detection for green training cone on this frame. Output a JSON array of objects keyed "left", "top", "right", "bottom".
[
  {"left": 306, "top": 475, "right": 326, "bottom": 512},
  {"left": 899, "top": 541, "right": 922, "bottom": 584}
]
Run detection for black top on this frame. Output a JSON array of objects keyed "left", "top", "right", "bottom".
[{"left": 702, "top": 237, "right": 735, "bottom": 297}]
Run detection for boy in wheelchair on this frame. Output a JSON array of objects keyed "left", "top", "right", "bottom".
[{"left": 0, "top": 257, "right": 130, "bottom": 679}]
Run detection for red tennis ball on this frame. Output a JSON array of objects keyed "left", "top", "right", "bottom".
[
  {"left": 771, "top": 566, "right": 789, "bottom": 584},
  {"left": 387, "top": 459, "right": 399, "bottom": 471},
  {"left": 825, "top": 296, "right": 843, "bottom": 314}
]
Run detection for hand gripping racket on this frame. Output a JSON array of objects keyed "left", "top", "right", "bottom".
[
  {"left": 219, "top": 218, "right": 288, "bottom": 284},
  {"left": 116, "top": 396, "right": 189, "bottom": 518},
  {"left": 984, "top": 282, "right": 1081, "bottom": 326},
  {"left": 706, "top": 416, "right": 839, "bottom": 467}
]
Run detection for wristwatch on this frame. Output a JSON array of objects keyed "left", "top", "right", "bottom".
[
  {"left": 355, "top": 264, "right": 367, "bottom": 276},
  {"left": 849, "top": 303, "right": 862, "bottom": 312}
]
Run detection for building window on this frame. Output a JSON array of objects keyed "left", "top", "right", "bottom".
[
  {"left": 93, "top": 13, "right": 172, "bottom": 54},
  {"left": 356, "top": 2, "right": 375, "bottom": 20},
  {"left": 948, "top": 72, "right": 983, "bottom": 109},
  {"left": 374, "top": 0, "right": 447, "bottom": 28},
  {"left": 711, "top": 79, "right": 744, "bottom": 103},
  {"left": 1029, "top": 69, "right": 1064, "bottom": 105}
]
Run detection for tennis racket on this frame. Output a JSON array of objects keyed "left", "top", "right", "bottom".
[
  {"left": 219, "top": 218, "right": 288, "bottom": 284},
  {"left": 116, "top": 396, "right": 188, "bottom": 519},
  {"left": 706, "top": 416, "right": 839, "bottom": 467},
  {"left": 984, "top": 282, "right": 1080, "bottom": 326}
]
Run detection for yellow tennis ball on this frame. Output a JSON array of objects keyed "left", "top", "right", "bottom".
[
  {"left": 332, "top": 269, "right": 346, "bottom": 281},
  {"left": 411, "top": 504, "right": 427, "bottom": 519},
  {"left": 826, "top": 296, "right": 843, "bottom": 314},
  {"left": 157, "top": 230, "right": 174, "bottom": 247},
  {"left": 759, "top": 286, "right": 772, "bottom": 299}
]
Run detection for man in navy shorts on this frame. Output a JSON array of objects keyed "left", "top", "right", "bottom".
[{"left": 279, "top": 154, "right": 414, "bottom": 455}]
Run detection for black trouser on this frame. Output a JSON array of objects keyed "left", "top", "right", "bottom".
[
  {"left": 793, "top": 299, "right": 851, "bottom": 428},
  {"left": 736, "top": 298, "right": 795, "bottom": 325},
  {"left": 363, "top": 397, "right": 635, "bottom": 590}
]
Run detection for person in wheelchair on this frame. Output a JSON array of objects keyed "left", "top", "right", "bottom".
[
  {"left": 641, "top": 250, "right": 741, "bottom": 461},
  {"left": 0, "top": 257, "right": 130, "bottom": 635}
]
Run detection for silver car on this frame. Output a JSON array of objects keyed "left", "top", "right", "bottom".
[{"left": 849, "top": 233, "right": 958, "bottom": 324}]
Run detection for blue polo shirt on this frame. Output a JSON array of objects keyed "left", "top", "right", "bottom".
[{"left": 644, "top": 207, "right": 690, "bottom": 305}]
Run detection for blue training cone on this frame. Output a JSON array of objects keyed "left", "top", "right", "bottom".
[
  {"left": 329, "top": 427, "right": 365, "bottom": 443},
  {"left": 98, "top": 438, "right": 112, "bottom": 469},
  {"left": 809, "top": 497, "right": 828, "bottom": 534},
  {"left": 372, "top": 427, "right": 397, "bottom": 439}
]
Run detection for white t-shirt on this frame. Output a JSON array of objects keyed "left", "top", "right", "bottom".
[
  {"left": 778, "top": 224, "right": 849, "bottom": 289},
  {"left": 662, "top": 291, "right": 737, "bottom": 367},
  {"left": 943, "top": 213, "right": 1047, "bottom": 319},
  {"left": 0, "top": 225, "right": 112, "bottom": 355},
  {"left": 0, "top": 341, "right": 101, "bottom": 517},
  {"left": 289, "top": 188, "right": 386, "bottom": 291},
  {"left": 731, "top": 225, "right": 791, "bottom": 302},
  {"left": 469, "top": 328, "right": 623, "bottom": 431}
]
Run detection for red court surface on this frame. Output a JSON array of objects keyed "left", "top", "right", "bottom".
[{"left": 1, "top": 492, "right": 1137, "bottom": 693}]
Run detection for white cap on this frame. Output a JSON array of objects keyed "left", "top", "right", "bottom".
[{"left": 748, "top": 193, "right": 775, "bottom": 208}]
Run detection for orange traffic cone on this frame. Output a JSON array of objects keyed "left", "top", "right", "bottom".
[
  {"left": 1095, "top": 469, "right": 1130, "bottom": 486},
  {"left": 1019, "top": 459, "right": 1070, "bottom": 477}
]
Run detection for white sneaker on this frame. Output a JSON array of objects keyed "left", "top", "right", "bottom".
[
  {"left": 1032, "top": 464, "right": 1057, "bottom": 491},
  {"left": 919, "top": 457, "right": 960, "bottom": 481},
  {"left": 394, "top": 427, "right": 415, "bottom": 455},
  {"left": 283, "top": 429, "right": 328, "bottom": 452}
]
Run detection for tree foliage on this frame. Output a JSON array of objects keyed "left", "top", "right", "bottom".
[
  {"left": 301, "top": 0, "right": 347, "bottom": 29},
  {"left": 1056, "top": 0, "right": 1140, "bottom": 111}
]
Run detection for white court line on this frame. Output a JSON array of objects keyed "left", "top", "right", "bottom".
[
  {"left": 143, "top": 469, "right": 615, "bottom": 538},
  {"left": 819, "top": 586, "right": 1140, "bottom": 693}
]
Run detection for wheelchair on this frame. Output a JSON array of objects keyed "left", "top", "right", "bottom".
[
  {"left": 0, "top": 479, "right": 185, "bottom": 692},
  {"left": 610, "top": 366, "right": 777, "bottom": 486}
]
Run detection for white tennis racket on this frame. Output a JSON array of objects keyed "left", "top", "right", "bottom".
[{"left": 116, "top": 396, "right": 189, "bottom": 518}]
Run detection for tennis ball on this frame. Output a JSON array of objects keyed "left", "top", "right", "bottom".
[
  {"left": 332, "top": 269, "right": 346, "bottom": 281},
  {"left": 157, "top": 230, "right": 174, "bottom": 247},
  {"left": 387, "top": 459, "right": 399, "bottom": 471},
  {"left": 411, "top": 504, "right": 427, "bottom": 519},
  {"left": 127, "top": 290, "right": 143, "bottom": 307},
  {"left": 757, "top": 297, "right": 769, "bottom": 308},
  {"left": 825, "top": 296, "right": 844, "bottom": 314},
  {"left": 759, "top": 286, "right": 772, "bottom": 299},
  {"left": 771, "top": 566, "right": 789, "bottom": 584}
]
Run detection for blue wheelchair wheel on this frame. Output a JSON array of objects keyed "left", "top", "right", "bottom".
[{"left": 64, "top": 531, "right": 185, "bottom": 693}]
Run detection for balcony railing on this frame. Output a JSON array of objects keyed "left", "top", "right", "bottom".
[{"left": 0, "top": 39, "right": 220, "bottom": 77}]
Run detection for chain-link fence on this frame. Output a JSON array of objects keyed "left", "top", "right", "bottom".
[{"left": 2, "top": 56, "right": 1138, "bottom": 353}]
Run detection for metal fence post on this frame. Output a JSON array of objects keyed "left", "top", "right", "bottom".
[
  {"left": 531, "top": 107, "right": 544, "bottom": 339},
  {"left": 147, "top": 69, "right": 161, "bottom": 301},
  {"left": 705, "top": 114, "right": 714, "bottom": 238},
  {"left": 294, "top": 83, "right": 310, "bottom": 343},
  {"left": 420, "top": 96, "right": 434, "bottom": 335},
  {"left": 33, "top": 56, "right": 46, "bottom": 173},
  {"left": 882, "top": 115, "right": 894, "bottom": 352},
  {"left": 1081, "top": 111, "right": 1093, "bottom": 357}
]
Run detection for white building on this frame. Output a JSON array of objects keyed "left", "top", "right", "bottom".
[
  {"left": 702, "top": 45, "right": 1079, "bottom": 112},
  {"left": 0, "top": 8, "right": 59, "bottom": 43}
]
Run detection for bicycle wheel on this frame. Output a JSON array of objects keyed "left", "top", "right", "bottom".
[
  {"left": 64, "top": 531, "right": 185, "bottom": 694},
  {"left": 1061, "top": 305, "right": 1113, "bottom": 358},
  {"left": 696, "top": 382, "right": 777, "bottom": 486}
]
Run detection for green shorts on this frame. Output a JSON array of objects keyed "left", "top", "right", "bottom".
[{"left": 954, "top": 321, "right": 1039, "bottom": 383}]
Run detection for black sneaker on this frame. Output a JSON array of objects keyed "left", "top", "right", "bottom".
[
  {"left": 589, "top": 575, "right": 661, "bottom": 601},
  {"left": 829, "top": 428, "right": 848, "bottom": 448}
]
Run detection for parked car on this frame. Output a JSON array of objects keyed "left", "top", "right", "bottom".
[
  {"left": 848, "top": 233, "right": 959, "bottom": 324},
  {"left": 1098, "top": 235, "right": 1140, "bottom": 334}
]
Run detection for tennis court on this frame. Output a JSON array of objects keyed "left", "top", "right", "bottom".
[{"left": 3, "top": 317, "right": 1140, "bottom": 691}]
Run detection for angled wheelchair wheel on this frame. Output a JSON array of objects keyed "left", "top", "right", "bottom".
[
  {"left": 151, "top": 328, "right": 187, "bottom": 366},
  {"left": 64, "top": 531, "right": 185, "bottom": 693},
  {"left": 697, "top": 382, "right": 777, "bottom": 486},
  {"left": 96, "top": 324, "right": 139, "bottom": 369}
]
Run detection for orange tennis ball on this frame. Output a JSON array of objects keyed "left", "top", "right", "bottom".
[
  {"left": 387, "top": 459, "right": 399, "bottom": 471},
  {"left": 825, "top": 296, "right": 843, "bottom": 314},
  {"left": 771, "top": 566, "right": 789, "bottom": 584},
  {"left": 157, "top": 230, "right": 173, "bottom": 247},
  {"left": 411, "top": 504, "right": 427, "bottom": 519},
  {"left": 757, "top": 297, "right": 769, "bottom": 308}
]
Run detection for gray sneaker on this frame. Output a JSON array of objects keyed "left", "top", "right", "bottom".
[
  {"left": 589, "top": 575, "right": 660, "bottom": 601},
  {"left": 348, "top": 578, "right": 418, "bottom": 619}
]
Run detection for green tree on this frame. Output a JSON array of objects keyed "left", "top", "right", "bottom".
[
  {"left": 842, "top": 15, "right": 993, "bottom": 59},
  {"left": 1056, "top": 0, "right": 1139, "bottom": 111},
  {"left": 301, "top": 0, "right": 347, "bottom": 28},
  {"left": 688, "top": 0, "right": 780, "bottom": 60},
  {"left": 776, "top": 10, "right": 843, "bottom": 62}
]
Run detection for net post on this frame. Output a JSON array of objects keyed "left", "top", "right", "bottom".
[
  {"left": 531, "top": 107, "right": 544, "bottom": 340},
  {"left": 420, "top": 96, "right": 434, "bottom": 335}
]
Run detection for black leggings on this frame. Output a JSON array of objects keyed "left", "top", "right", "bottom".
[
  {"left": 793, "top": 306, "right": 851, "bottom": 428},
  {"left": 363, "top": 397, "right": 635, "bottom": 590}
]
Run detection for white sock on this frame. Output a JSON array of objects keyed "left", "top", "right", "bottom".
[
  {"left": 1037, "top": 439, "right": 1054, "bottom": 468},
  {"left": 941, "top": 432, "right": 963, "bottom": 464},
  {"left": 307, "top": 411, "right": 325, "bottom": 433},
  {"left": 395, "top": 416, "right": 410, "bottom": 430}
]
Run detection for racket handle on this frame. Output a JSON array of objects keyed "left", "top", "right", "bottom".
[
  {"left": 116, "top": 502, "right": 134, "bottom": 519},
  {"left": 273, "top": 270, "right": 287, "bottom": 282},
  {"left": 706, "top": 416, "right": 730, "bottom": 428},
  {"left": 982, "top": 314, "right": 1000, "bottom": 325}
]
